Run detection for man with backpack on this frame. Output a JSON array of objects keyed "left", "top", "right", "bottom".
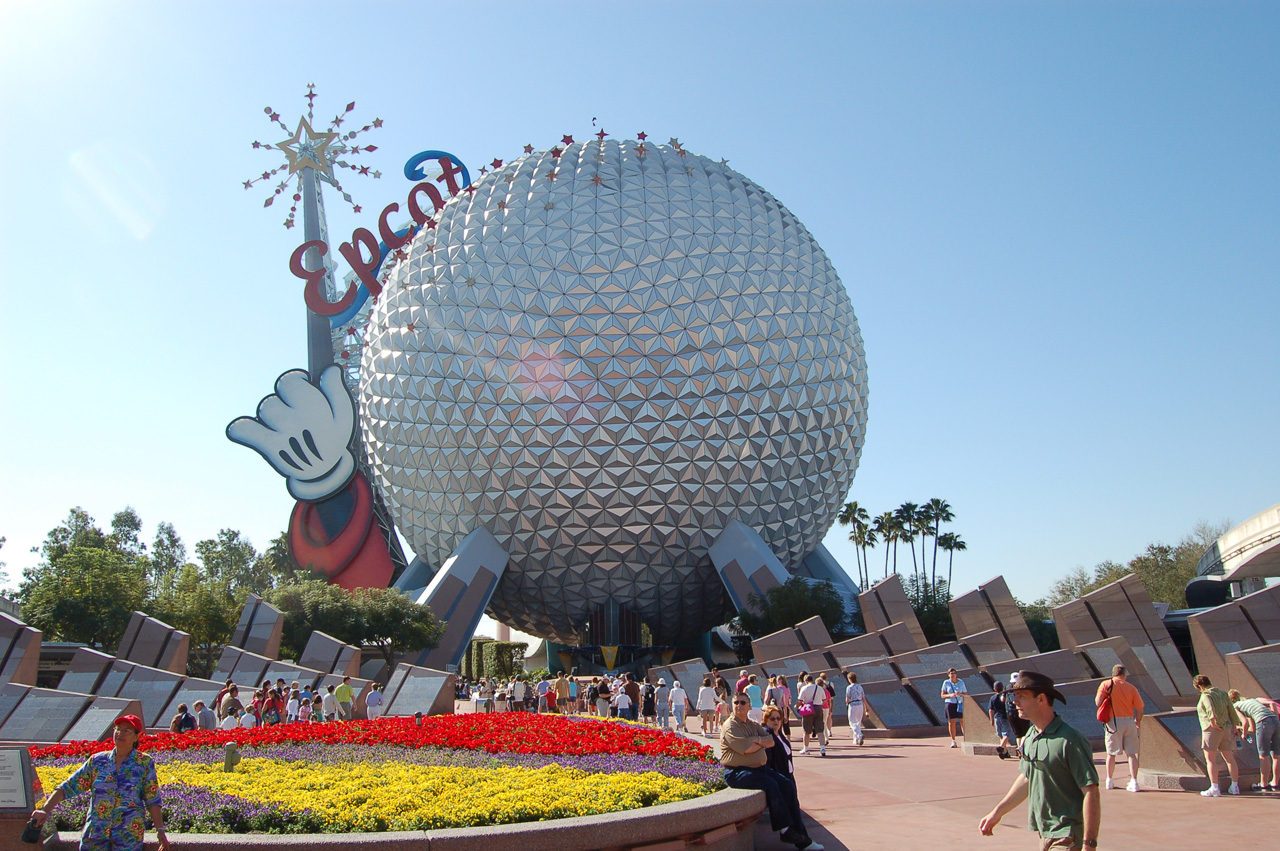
[
  {"left": 988, "top": 682, "right": 1015, "bottom": 759},
  {"left": 168, "top": 703, "right": 196, "bottom": 734},
  {"left": 1094, "top": 665, "right": 1144, "bottom": 792}
]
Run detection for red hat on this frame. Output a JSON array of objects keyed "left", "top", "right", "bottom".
[{"left": 114, "top": 714, "right": 144, "bottom": 733}]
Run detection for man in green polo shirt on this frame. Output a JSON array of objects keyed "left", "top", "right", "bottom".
[
  {"left": 980, "top": 670, "right": 1101, "bottom": 850},
  {"left": 334, "top": 676, "right": 355, "bottom": 721}
]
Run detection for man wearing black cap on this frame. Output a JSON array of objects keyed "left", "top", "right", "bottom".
[{"left": 979, "top": 671, "right": 1100, "bottom": 850}]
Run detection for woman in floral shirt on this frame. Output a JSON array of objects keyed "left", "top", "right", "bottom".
[{"left": 30, "top": 714, "right": 169, "bottom": 851}]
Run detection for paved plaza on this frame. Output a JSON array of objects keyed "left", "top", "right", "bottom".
[{"left": 720, "top": 732, "right": 1277, "bottom": 851}]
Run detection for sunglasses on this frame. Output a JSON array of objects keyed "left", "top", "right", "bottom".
[{"left": 733, "top": 700, "right": 750, "bottom": 706}]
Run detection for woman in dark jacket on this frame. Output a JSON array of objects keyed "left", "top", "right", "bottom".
[{"left": 763, "top": 705, "right": 795, "bottom": 781}]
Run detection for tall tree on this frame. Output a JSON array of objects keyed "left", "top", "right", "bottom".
[
  {"left": 257, "top": 532, "right": 308, "bottom": 587},
  {"left": 151, "top": 565, "right": 239, "bottom": 677},
  {"left": 895, "top": 502, "right": 920, "bottom": 586},
  {"left": 355, "top": 587, "right": 444, "bottom": 669},
  {"left": 836, "top": 501, "right": 871, "bottom": 588},
  {"left": 873, "top": 512, "right": 897, "bottom": 579},
  {"left": 938, "top": 532, "right": 967, "bottom": 593},
  {"left": 924, "top": 498, "right": 954, "bottom": 590},
  {"left": 37, "top": 507, "right": 108, "bottom": 566},
  {"left": 108, "top": 507, "right": 147, "bottom": 558},
  {"left": 20, "top": 546, "right": 147, "bottom": 649},
  {"left": 848, "top": 522, "right": 877, "bottom": 589},
  {"left": 195, "top": 530, "right": 265, "bottom": 593},
  {"left": 150, "top": 522, "right": 187, "bottom": 584}
]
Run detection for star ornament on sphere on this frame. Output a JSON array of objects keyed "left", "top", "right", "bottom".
[{"left": 277, "top": 117, "right": 338, "bottom": 177}]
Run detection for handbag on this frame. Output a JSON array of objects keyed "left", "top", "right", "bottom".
[
  {"left": 796, "top": 701, "right": 815, "bottom": 717},
  {"left": 1096, "top": 679, "right": 1114, "bottom": 724}
]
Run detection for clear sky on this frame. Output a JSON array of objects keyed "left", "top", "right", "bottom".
[{"left": 1, "top": 2, "right": 1276, "bottom": 630}]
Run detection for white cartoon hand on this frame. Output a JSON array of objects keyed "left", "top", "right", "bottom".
[{"left": 227, "top": 365, "right": 357, "bottom": 502}]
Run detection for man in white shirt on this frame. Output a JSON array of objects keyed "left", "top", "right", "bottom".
[
  {"left": 512, "top": 676, "right": 527, "bottom": 712},
  {"left": 844, "top": 672, "right": 865, "bottom": 746}
]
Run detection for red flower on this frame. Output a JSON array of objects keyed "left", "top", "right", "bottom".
[{"left": 30, "top": 715, "right": 713, "bottom": 763}]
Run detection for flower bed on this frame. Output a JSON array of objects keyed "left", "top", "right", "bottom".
[{"left": 31, "top": 715, "right": 722, "bottom": 834}]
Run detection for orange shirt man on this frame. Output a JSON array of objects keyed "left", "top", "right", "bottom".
[{"left": 1095, "top": 665, "right": 1145, "bottom": 791}]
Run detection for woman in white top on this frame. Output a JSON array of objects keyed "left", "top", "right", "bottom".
[
  {"left": 364, "top": 685, "right": 384, "bottom": 720},
  {"left": 669, "top": 681, "right": 690, "bottom": 732},
  {"left": 696, "top": 674, "right": 719, "bottom": 737}
]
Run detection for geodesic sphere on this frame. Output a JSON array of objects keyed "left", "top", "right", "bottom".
[{"left": 359, "top": 139, "right": 867, "bottom": 645}]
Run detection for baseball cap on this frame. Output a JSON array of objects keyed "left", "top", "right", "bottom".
[{"left": 115, "top": 714, "right": 144, "bottom": 733}]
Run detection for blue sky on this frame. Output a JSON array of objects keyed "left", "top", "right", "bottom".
[{"left": 1, "top": 1, "right": 1276, "bottom": 622}]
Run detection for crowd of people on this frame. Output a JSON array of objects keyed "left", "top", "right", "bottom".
[
  {"left": 166, "top": 675, "right": 381, "bottom": 732},
  {"left": 450, "top": 667, "right": 870, "bottom": 746},
  {"left": 45, "top": 661, "right": 1280, "bottom": 851}
]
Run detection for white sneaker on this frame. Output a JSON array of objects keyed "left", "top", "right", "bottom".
[
  {"left": 1200, "top": 785, "right": 1221, "bottom": 797},
  {"left": 799, "top": 747, "right": 810, "bottom": 755},
  {"left": 950, "top": 741, "right": 958, "bottom": 748},
  {"left": 1105, "top": 778, "right": 1115, "bottom": 790},
  {"left": 1126, "top": 780, "right": 1140, "bottom": 793},
  {"left": 1228, "top": 783, "right": 1240, "bottom": 796},
  {"left": 819, "top": 746, "right": 826, "bottom": 757}
]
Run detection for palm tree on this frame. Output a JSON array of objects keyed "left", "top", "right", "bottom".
[
  {"left": 895, "top": 502, "right": 920, "bottom": 587},
  {"left": 848, "top": 523, "right": 878, "bottom": 589},
  {"left": 938, "top": 532, "right": 967, "bottom": 596},
  {"left": 836, "top": 501, "right": 871, "bottom": 587},
  {"left": 873, "top": 512, "right": 897, "bottom": 579},
  {"left": 914, "top": 503, "right": 934, "bottom": 598},
  {"left": 925, "top": 498, "right": 953, "bottom": 594}
]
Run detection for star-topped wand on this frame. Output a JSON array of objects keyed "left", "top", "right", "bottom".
[{"left": 242, "top": 84, "right": 383, "bottom": 381}]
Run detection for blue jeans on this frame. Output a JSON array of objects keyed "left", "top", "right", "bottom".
[{"left": 723, "top": 766, "right": 805, "bottom": 835}]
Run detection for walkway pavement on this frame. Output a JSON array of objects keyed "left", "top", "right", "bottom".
[{"left": 683, "top": 726, "right": 1276, "bottom": 851}]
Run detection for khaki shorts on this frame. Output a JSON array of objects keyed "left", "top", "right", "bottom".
[
  {"left": 1201, "top": 726, "right": 1234, "bottom": 752},
  {"left": 1105, "top": 717, "right": 1139, "bottom": 756},
  {"left": 1041, "top": 837, "right": 1080, "bottom": 851}
]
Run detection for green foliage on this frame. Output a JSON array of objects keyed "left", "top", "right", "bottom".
[
  {"left": 482, "top": 641, "right": 528, "bottom": 680},
  {"left": 353, "top": 585, "right": 444, "bottom": 669},
  {"left": 15, "top": 505, "right": 439, "bottom": 674},
  {"left": 266, "top": 580, "right": 442, "bottom": 669},
  {"left": 0, "top": 535, "right": 8, "bottom": 586},
  {"left": 1015, "top": 598, "right": 1061, "bottom": 653},
  {"left": 268, "top": 579, "right": 363, "bottom": 660},
  {"left": 151, "top": 564, "right": 239, "bottom": 677},
  {"left": 463, "top": 637, "right": 494, "bottom": 680},
  {"left": 523, "top": 666, "right": 550, "bottom": 683},
  {"left": 730, "top": 576, "right": 848, "bottom": 639},
  {"left": 108, "top": 507, "right": 147, "bottom": 558},
  {"left": 36, "top": 507, "right": 108, "bottom": 566},
  {"left": 150, "top": 522, "right": 187, "bottom": 579},
  {"left": 195, "top": 529, "right": 265, "bottom": 593},
  {"left": 903, "top": 574, "right": 954, "bottom": 645},
  {"left": 20, "top": 546, "right": 147, "bottom": 648},
  {"left": 1042, "top": 522, "right": 1228, "bottom": 611}
]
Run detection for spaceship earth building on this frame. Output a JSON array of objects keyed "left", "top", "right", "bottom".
[{"left": 359, "top": 138, "right": 868, "bottom": 644}]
